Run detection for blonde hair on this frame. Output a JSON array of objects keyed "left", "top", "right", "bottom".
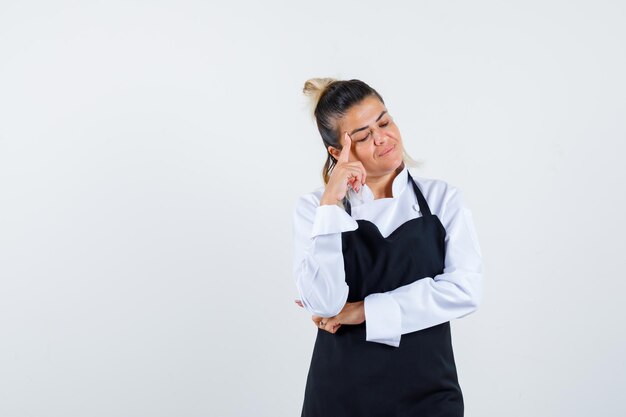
[{"left": 303, "top": 77, "right": 421, "bottom": 184}]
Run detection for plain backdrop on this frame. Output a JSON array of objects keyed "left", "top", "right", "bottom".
[{"left": 1, "top": 1, "right": 625, "bottom": 416}]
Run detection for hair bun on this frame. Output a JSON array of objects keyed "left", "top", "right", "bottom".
[{"left": 303, "top": 77, "right": 337, "bottom": 116}]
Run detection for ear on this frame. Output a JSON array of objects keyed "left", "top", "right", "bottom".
[{"left": 327, "top": 145, "right": 341, "bottom": 160}]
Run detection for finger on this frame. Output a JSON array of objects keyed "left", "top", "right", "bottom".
[
  {"left": 347, "top": 176, "right": 359, "bottom": 192},
  {"left": 345, "top": 162, "right": 367, "bottom": 184},
  {"left": 344, "top": 168, "right": 363, "bottom": 190},
  {"left": 323, "top": 317, "right": 336, "bottom": 330},
  {"left": 345, "top": 163, "right": 366, "bottom": 184},
  {"left": 351, "top": 173, "right": 363, "bottom": 191},
  {"left": 319, "top": 315, "right": 333, "bottom": 328},
  {"left": 325, "top": 320, "right": 341, "bottom": 334},
  {"left": 353, "top": 161, "right": 367, "bottom": 185},
  {"left": 294, "top": 300, "right": 304, "bottom": 307},
  {"left": 337, "top": 132, "right": 351, "bottom": 163}
]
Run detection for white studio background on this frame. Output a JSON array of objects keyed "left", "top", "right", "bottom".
[{"left": 1, "top": 1, "right": 624, "bottom": 416}]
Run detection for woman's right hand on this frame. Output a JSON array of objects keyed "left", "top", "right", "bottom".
[{"left": 319, "top": 132, "right": 367, "bottom": 206}]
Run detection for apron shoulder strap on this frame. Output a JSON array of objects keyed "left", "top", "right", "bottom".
[
  {"left": 342, "top": 196, "right": 352, "bottom": 216},
  {"left": 407, "top": 171, "right": 432, "bottom": 216}
]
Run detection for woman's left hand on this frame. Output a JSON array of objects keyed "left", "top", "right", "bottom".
[{"left": 295, "top": 299, "right": 365, "bottom": 334}]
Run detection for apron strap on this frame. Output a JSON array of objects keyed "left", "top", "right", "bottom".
[
  {"left": 343, "top": 195, "right": 352, "bottom": 216},
  {"left": 407, "top": 171, "right": 432, "bottom": 216}
]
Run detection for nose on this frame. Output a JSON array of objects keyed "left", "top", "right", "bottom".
[{"left": 372, "top": 128, "right": 386, "bottom": 145}]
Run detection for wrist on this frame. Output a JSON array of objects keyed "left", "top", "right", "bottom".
[
  {"left": 357, "top": 301, "right": 366, "bottom": 324},
  {"left": 319, "top": 195, "right": 340, "bottom": 206}
]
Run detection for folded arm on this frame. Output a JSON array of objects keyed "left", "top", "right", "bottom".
[{"left": 364, "top": 186, "right": 484, "bottom": 347}]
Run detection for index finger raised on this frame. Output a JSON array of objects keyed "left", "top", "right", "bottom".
[{"left": 337, "top": 132, "right": 351, "bottom": 163}]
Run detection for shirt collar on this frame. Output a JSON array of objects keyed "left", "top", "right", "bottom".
[{"left": 347, "top": 164, "right": 409, "bottom": 207}]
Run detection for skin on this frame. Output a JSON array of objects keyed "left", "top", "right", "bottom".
[{"left": 296, "top": 95, "right": 406, "bottom": 334}]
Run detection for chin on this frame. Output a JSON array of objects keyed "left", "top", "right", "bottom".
[
  {"left": 387, "top": 153, "right": 404, "bottom": 166},
  {"left": 376, "top": 159, "right": 403, "bottom": 174}
]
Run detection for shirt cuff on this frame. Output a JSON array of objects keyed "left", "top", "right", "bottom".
[
  {"left": 364, "top": 293, "right": 401, "bottom": 347},
  {"left": 309, "top": 204, "right": 358, "bottom": 238}
]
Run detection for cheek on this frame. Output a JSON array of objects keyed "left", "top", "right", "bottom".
[
  {"left": 352, "top": 147, "right": 369, "bottom": 162},
  {"left": 389, "top": 127, "right": 401, "bottom": 139},
  {"left": 355, "top": 143, "right": 372, "bottom": 156}
]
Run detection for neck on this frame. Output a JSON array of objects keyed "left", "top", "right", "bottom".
[{"left": 367, "top": 165, "right": 404, "bottom": 199}]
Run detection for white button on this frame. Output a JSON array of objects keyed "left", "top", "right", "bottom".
[{"left": 413, "top": 203, "right": 421, "bottom": 213}]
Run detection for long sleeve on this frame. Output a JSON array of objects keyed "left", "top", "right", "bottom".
[
  {"left": 292, "top": 193, "right": 358, "bottom": 317},
  {"left": 363, "top": 185, "right": 483, "bottom": 347}
]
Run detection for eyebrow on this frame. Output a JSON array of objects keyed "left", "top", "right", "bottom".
[{"left": 349, "top": 111, "right": 388, "bottom": 135}]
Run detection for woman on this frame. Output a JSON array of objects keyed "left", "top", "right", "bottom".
[{"left": 293, "top": 78, "right": 483, "bottom": 416}]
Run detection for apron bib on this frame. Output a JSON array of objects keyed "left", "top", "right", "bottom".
[{"left": 301, "top": 171, "right": 464, "bottom": 417}]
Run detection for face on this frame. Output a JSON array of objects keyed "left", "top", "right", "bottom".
[{"left": 332, "top": 95, "right": 404, "bottom": 178}]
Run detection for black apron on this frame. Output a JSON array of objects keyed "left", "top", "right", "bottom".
[{"left": 301, "top": 171, "right": 464, "bottom": 417}]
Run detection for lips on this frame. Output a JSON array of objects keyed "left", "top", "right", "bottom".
[{"left": 379, "top": 145, "right": 395, "bottom": 157}]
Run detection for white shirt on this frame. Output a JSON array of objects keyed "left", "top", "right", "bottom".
[{"left": 292, "top": 165, "right": 483, "bottom": 347}]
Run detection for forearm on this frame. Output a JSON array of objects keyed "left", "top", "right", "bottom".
[
  {"left": 364, "top": 189, "right": 484, "bottom": 347},
  {"left": 293, "top": 197, "right": 358, "bottom": 317},
  {"left": 363, "top": 269, "right": 482, "bottom": 347},
  {"left": 295, "top": 233, "right": 350, "bottom": 317}
]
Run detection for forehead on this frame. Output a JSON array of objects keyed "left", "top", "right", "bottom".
[{"left": 339, "top": 96, "right": 387, "bottom": 130}]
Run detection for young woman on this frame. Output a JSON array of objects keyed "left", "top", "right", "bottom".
[{"left": 293, "top": 78, "right": 483, "bottom": 416}]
